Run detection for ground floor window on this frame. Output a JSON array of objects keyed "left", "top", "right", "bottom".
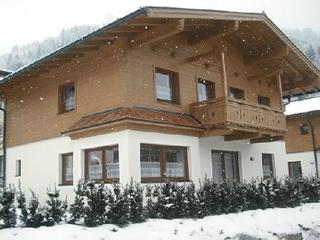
[
  {"left": 262, "top": 153, "right": 274, "bottom": 178},
  {"left": 85, "top": 145, "right": 119, "bottom": 182},
  {"left": 288, "top": 161, "right": 302, "bottom": 178},
  {"left": 15, "top": 159, "right": 21, "bottom": 177},
  {"left": 211, "top": 150, "right": 240, "bottom": 182},
  {"left": 61, "top": 153, "right": 73, "bottom": 185},
  {"left": 140, "top": 144, "right": 188, "bottom": 182}
]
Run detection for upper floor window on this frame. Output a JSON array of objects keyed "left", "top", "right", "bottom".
[
  {"left": 61, "top": 153, "right": 73, "bottom": 185},
  {"left": 229, "top": 87, "right": 244, "bottom": 100},
  {"left": 85, "top": 145, "right": 119, "bottom": 182},
  {"left": 140, "top": 144, "right": 188, "bottom": 182},
  {"left": 257, "top": 95, "right": 271, "bottom": 107},
  {"left": 300, "top": 123, "right": 309, "bottom": 135},
  {"left": 58, "top": 83, "right": 75, "bottom": 113},
  {"left": 197, "top": 78, "right": 215, "bottom": 102},
  {"left": 155, "top": 68, "right": 179, "bottom": 104}
]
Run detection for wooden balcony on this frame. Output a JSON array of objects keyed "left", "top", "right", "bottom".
[{"left": 190, "top": 97, "right": 287, "bottom": 139}]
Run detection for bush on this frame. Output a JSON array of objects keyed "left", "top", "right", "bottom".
[
  {"left": 2, "top": 176, "right": 320, "bottom": 228},
  {"left": 44, "top": 187, "right": 67, "bottom": 226},
  {"left": 0, "top": 188, "right": 16, "bottom": 228}
]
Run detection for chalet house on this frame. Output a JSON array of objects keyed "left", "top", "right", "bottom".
[
  {"left": 0, "top": 7, "right": 319, "bottom": 201},
  {"left": 285, "top": 109, "right": 320, "bottom": 178}
]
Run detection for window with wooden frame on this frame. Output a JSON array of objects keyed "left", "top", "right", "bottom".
[
  {"left": 61, "top": 153, "right": 73, "bottom": 185},
  {"left": 257, "top": 95, "right": 271, "bottom": 107},
  {"left": 85, "top": 145, "right": 119, "bottom": 182},
  {"left": 197, "top": 78, "right": 215, "bottom": 102},
  {"left": 140, "top": 144, "right": 188, "bottom": 182},
  {"left": 15, "top": 159, "right": 21, "bottom": 177},
  {"left": 58, "top": 83, "right": 75, "bottom": 113},
  {"left": 229, "top": 87, "right": 245, "bottom": 100},
  {"left": 155, "top": 68, "right": 180, "bottom": 104},
  {"left": 300, "top": 123, "right": 309, "bottom": 135},
  {"left": 288, "top": 161, "right": 302, "bottom": 178},
  {"left": 262, "top": 153, "right": 274, "bottom": 178}
]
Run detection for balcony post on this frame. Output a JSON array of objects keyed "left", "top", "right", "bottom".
[
  {"left": 221, "top": 49, "right": 228, "bottom": 98},
  {"left": 277, "top": 73, "right": 284, "bottom": 111}
]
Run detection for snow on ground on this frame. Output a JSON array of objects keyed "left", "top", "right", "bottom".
[
  {"left": 285, "top": 97, "right": 320, "bottom": 115},
  {"left": 1, "top": 203, "right": 320, "bottom": 240}
]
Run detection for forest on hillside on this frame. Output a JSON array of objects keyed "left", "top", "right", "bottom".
[{"left": 0, "top": 26, "right": 319, "bottom": 71}]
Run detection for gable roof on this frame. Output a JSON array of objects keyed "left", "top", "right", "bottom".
[{"left": 1, "top": 7, "right": 319, "bottom": 98}]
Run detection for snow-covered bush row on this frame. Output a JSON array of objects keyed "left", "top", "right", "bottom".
[{"left": 0, "top": 177, "right": 320, "bottom": 229}]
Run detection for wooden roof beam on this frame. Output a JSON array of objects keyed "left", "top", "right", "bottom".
[
  {"left": 186, "top": 48, "right": 215, "bottom": 63},
  {"left": 224, "top": 132, "right": 261, "bottom": 141},
  {"left": 55, "top": 53, "right": 84, "bottom": 59},
  {"left": 247, "top": 69, "right": 283, "bottom": 82},
  {"left": 283, "top": 78, "right": 320, "bottom": 91},
  {"left": 244, "top": 45, "right": 289, "bottom": 65},
  {"left": 131, "top": 19, "right": 185, "bottom": 47},
  {"left": 187, "top": 20, "right": 239, "bottom": 46},
  {"left": 69, "top": 46, "right": 100, "bottom": 53}
]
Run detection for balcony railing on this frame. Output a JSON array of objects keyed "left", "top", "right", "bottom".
[{"left": 190, "top": 97, "right": 287, "bottom": 134}]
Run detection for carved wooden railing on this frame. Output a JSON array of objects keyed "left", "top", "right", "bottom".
[{"left": 190, "top": 97, "right": 287, "bottom": 134}]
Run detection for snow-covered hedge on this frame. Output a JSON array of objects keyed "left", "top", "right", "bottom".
[{"left": 0, "top": 177, "right": 320, "bottom": 229}]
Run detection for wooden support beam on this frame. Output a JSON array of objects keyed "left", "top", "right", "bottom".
[
  {"left": 225, "top": 132, "right": 261, "bottom": 141},
  {"left": 247, "top": 70, "right": 283, "bottom": 82},
  {"left": 276, "top": 73, "right": 284, "bottom": 111},
  {"left": 186, "top": 48, "right": 215, "bottom": 63},
  {"left": 250, "top": 135, "right": 284, "bottom": 144},
  {"left": 187, "top": 20, "right": 239, "bottom": 46},
  {"left": 131, "top": 19, "right": 185, "bottom": 47},
  {"left": 282, "top": 58, "right": 305, "bottom": 77},
  {"left": 221, "top": 50, "right": 228, "bottom": 97},
  {"left": 56, "top": 53, "right": 84, "bottom": 59},
  {"left": 244, "top": 45, "right": 289, "bottom": 65},
  {"left": 128, "top": 18, "right": 166, "bottom": 26},
  {"left": 283, "top": 78, "right": 320, "bottom": 91}
]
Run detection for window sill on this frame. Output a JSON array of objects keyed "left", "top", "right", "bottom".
[
  {"left": 141, "top": 178, "right": 190, "bottom": 184},
  {"left": 156, "top": 99, "right": 181, "bottom": 107},
  {"left": 59, "top": 183, "right": 73, "bottom": 186},
  {"left": 57, "top": 108, "right": 76, "bottom": 115}
]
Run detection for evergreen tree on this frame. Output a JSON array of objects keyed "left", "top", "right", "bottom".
[
  {"left": 0, "top": 188, "right": 17, "bottom": 228},
  {"left": 126, "top": 180, "right": 145, "bottom": 223},
  {"left": 16, "top": 188, "right": 28, "bottom": 224},
  {"left": 106, "top": 183, "right": 129, "bottom": 225},
  {"left": 44, "top": 187, "right": 67, "bottom": 226},
  {"left": 182, "top": 183, "right": 200, "bottom": 218},
  {"left": 306, "top": 45, "right": 316, "bottom": 61},
  {"left": 83, "top": 182, "right": 107, "bottom": 227},
  {"left": 26, "top": 191, "right": 44, "bottom": 227},
  {"left": 69, "top": 182, "right": 86, "bottom": 224}
]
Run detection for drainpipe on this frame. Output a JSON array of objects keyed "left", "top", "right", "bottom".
[
  {"left": 307, "top": 118, "right": 319, "bottom": 178},
  {"left": 0, "top": 106, "right": 6, "bottom": 188}
]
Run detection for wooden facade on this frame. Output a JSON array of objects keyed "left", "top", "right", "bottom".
[
  {"left": 1, "top": 7, "right": 319, "bottom": 147},
  {"left": 285, "top": 111, "right": 320, "bottom": 153}
]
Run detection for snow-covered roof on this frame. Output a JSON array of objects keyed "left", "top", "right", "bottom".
[{"left": 285, "top": 97, "right": 320, "bottom": 115}]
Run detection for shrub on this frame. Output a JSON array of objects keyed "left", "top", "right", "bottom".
[
  {"left": 0, "top": 188, "right": 17, "bottom": 228},
  {"left": 26, "top": 191, "right": 44, "bottom": 228},
  {"left": 16, "top": 188, "right": 28, "bottom": 225},
  {"left": 44, "top": 187, "right": 67, "bottom": 226},
  {"left": 69, "top": 182, "right": 86, "bottom": 224},
  {"left": 126, "top": 180, "right": 145, "bottom": 223}
]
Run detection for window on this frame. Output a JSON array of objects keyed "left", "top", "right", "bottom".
[
  {"left": 61, "top": 153, "right": 73, "bottom": 185},
  {"left": 300, "top": 123, "right": 309, "bottom": 135},
  {"left": 140, "top": 144, "right": 188, "bottom": 182},
  {"left": 212, "top": 150, "right": 240, "bottom": 183},
  {"left": 262, "top": 153, "right": 274, "bottom": 178},
  {"left": 257, "top": 95, "right": 271, "bottom": 107},
  {"left": 85, "top": 145, "right": 119, "bottom": 182},
  {"left": 229, "top": 87, "right": 245, "bottom": 100},
  {"left": 197, "top": 78, "right": 215, "bottom": 102},
  {"left": 15, "top": 159, "right": 21, "bottom": 177},
  {"left": 288, "top": 161, "right": 302, "bottom": 178},
  {"left": 58, "top": 83, "right": 75, "bottom": 113},
  {"left": 155, "top": 68, "right": 179, "bottom": 104}
]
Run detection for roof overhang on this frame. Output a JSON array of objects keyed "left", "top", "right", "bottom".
[{"left": 1, "top": 7, "right": 319, "bottom": 97}]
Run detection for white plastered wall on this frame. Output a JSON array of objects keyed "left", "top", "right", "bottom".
[
  {"left": 199, "top": 136, "right": 288, "bottom": 181},
  {"left": 6, "top": 129, "right": 289, "bottom": 203}
]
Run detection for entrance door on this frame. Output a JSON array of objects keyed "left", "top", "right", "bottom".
[{"left": 211, "top": 150, "right": 240, "bottom": 182}]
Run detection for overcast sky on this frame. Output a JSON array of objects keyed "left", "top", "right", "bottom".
[{"left": 1, "top": 0, "right": 319, "bottom": 55}]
